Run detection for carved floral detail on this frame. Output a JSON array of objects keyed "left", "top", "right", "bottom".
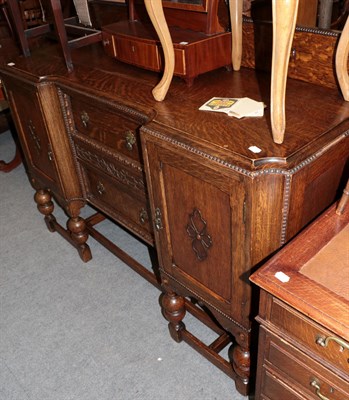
[
  {"left": 75, "top": 144, "right": 145, "bottom": 192},
  {"left": 186, "top": 208, "right": 212, "bottom": 261}
]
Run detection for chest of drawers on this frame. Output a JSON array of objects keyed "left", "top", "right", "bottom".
[{"left": 250, "top": 205, "right": 349, "bottom": 399}]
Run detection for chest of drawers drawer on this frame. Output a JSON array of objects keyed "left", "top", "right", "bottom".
[
  {"left": 259, "top": 326, "right": 349, "bottom": 400},
  {"left": 266, "top": 296, "right": 349, "bottom": 376}
]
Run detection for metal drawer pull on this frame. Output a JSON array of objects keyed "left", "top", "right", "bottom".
[
  {"left": 139, "top": 208, "right": 148, "bottom": 224},
  {"left": 96, "top": 181, "right": 105, "bottom": 195},
  {"left": 103, "top": 39, "right": 110, "bottom": 46},
  {"left": 80, "top": 111, "right": 89, "bottom": 128},
  {"left": 310, "top": 380, "right": 330, "bottom": 400},
  {"left": 316, "top": 336, "right": 349, "bottom": 352},
  {"left": 48, "top": 151, "right": 53, "bottom": 161},
  {"left": 125, "top": 131, "right": 136, "bottom": 151}
]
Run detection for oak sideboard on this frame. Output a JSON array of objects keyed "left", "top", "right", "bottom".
[{"left": 1, "top": 36, "right": 348, "bottom": 396}]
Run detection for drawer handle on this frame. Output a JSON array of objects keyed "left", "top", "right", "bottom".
[
  {"left": 125, "top": 131, "right": 136, "bottom": 151},
  {"left": 96, "top": 181, "right": 105, "bottom": 195},
  {"left": 103, "top": 39, "right": 110, "bottom": 46},
  {"left": 310, "top": 380, "right": 330, "bottom": 400},
  {"left": 316, "top": 336, "right": 349, "bottom": 352},
  {"left": 80, "top": 111, "right": 89, "bottom": 128},
  {"left": 139, "top": 208, "right": 148, "bottom": 224}
]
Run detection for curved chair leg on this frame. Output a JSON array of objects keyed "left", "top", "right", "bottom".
[
  {"left": 270, "top": 0, "right": 300, "bottom": 144},
  {"left": 144, "top": 0, "right": 175, "bottom": 101},
  {"left": 335, "top": 16, "right": 349, "bottom": 101},
  {"left": 229, "top": 0, "right": 243, "bottom": 71}
]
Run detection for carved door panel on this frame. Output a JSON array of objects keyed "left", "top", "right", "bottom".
[
  {"left": 5, "top": 80, "right": 57, "bottom": 184},
  {"left": 144, "top": 139, "right": 247, "bottom": 321}
]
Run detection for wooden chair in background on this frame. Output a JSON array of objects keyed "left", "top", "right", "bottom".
[{"left": 6, "top": 0, "right": 102, "bottom": 72}]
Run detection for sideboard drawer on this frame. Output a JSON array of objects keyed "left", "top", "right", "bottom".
[
  {"left": 82, "top": 163, "right": 152, "bottom": 241},
  {"left": 67, "top": 95, "right": 143, "bottom": 163},
  {"left": 262, "top": 327, "right": 349, "bottom": 400},
  {"left": 268, "top": 297, "right": 349, "bottom": 376}
]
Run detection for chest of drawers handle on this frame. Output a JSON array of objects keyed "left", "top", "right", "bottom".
[
  {"left": 125, "top": 131, "right": 136, "bottom": 151},
  {"left": 310, "top": 380, "right": 330, "bottom": 400},
  {"left": 316, "top": 335, "right": 349, "bottom": 352},
  {"left": 80, "top": 111, "right": 89, "bottom": 128}
]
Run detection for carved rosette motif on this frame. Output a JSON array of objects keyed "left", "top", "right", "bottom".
[{"left": 186, "top": 208, "right": 212, "bottom": 261}]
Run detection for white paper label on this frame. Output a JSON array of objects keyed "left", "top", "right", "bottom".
[{"left": 275, "top": 271, "right": 290, "bottom": 283}]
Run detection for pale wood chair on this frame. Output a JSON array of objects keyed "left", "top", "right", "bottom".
[
  {"left": 336, "top": 179, "right": 349, "bottom": 215},
  {"left": 144, "top": 0, "right": 349, "bottom": 144}
]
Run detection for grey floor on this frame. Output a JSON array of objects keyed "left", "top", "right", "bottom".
[{"left": 0, "top": 130, "right": 248, "bottom": 400}]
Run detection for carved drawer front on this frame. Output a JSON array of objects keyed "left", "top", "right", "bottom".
[
  {"left": 260, "top": 327, "right": 349, "bottom": 400},
  {"left": 67, "top": 95, "right": 143, "bottom": 163},
  {"left": 82, "top": 163, "right": 152, "bottom": 243},
  {"left": 115, "top": 36, "right": 161, "bottom": 71},
  {"left": 268, "top": 297, "right": 349, "bottom": 376}
]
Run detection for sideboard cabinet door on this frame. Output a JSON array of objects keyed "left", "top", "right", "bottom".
[
  {"left": 143, "top": 137, "right": 248, "bottom": 323},
  {"left": 4, "top": 78, "right": 58, "bottom": 188}
]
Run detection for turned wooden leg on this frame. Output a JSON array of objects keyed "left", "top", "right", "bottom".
[
  {"left": 229, "top": 0, "right": 243, "bottom": 71},
  {"left": 229, "top": 342, "right": 250, "bottom": 395},
  {"left": 34, "top": 189, "right": 57, "bottom": 232},
  {"left": 67, "top": 216, "right": 91, "bottom": 262},
  {"left": 144, "top": 0, "right": 175, "bottom": 101},
  {"left": 271, "top": 0, "right": 300, "bottom": 144},
  {"left": 336, "top": 16, "right": 349, "bottom": 101},
  {"left": 161, "top": 290, "right": 186, "bottom": 342}
]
